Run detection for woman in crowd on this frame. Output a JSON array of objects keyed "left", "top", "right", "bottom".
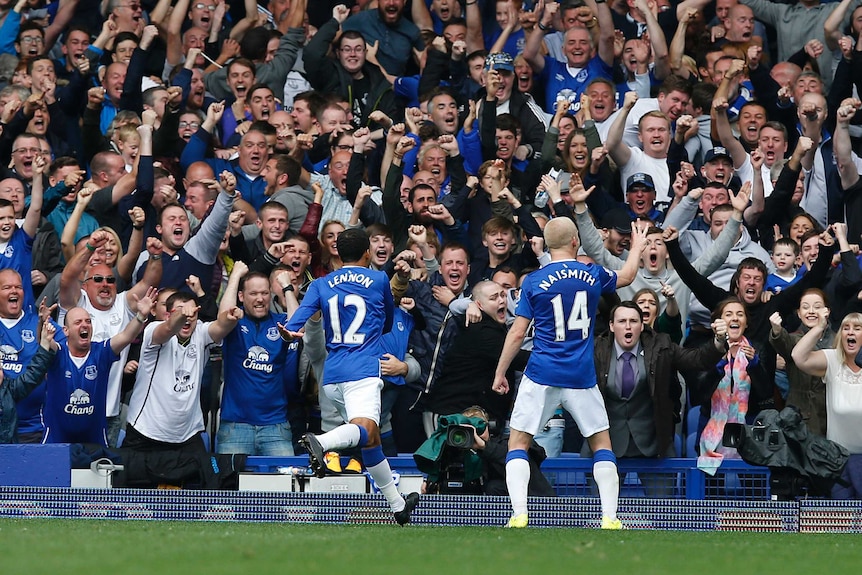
[{"left": 792, "top": 310, "right": 862, "bottom": 498}]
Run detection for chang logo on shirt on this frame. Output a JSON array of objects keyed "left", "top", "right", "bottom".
[
  {"left": 555, "top": 89, "right": 580, "bottom": 113},
  {"left": 243, "top": 346, "right": 273, "bottom": 373},
  {"left": 0, "top": 345, "right": 22, "bottom": 373},
  {"left": 174, "top": 370, "right": 195, "bottom": 392},
  {"left": 65, "top": 388, "right": 94, "bottom": 415}
]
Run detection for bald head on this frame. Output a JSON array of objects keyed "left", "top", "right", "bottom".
[
  {"left": 185, "top": 161, "right": 215, "bottom": 183},
  {"left": 544, "top": 217, "right": 579, "bottom": 250}
]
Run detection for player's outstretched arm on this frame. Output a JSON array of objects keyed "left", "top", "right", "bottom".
[{"left": 493, "top": 316, "right": 530, "bottom": 395}]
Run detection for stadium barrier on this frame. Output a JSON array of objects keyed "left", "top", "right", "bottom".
[{"left": 244, "top": 455, "right": 771, "bottom": 501}]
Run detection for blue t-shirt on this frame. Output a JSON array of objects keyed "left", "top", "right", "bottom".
[
  {"left": 541, "top": 55, "right": 613, "bottom": 114},
  {"left": 484, "top": 28, "right": 526, "bottom": 58},
  {"left": 765, "top": 270, "right": 801, "bottom": 294},
  {"left": 516, "top": 259, "right": 616, "bottom": 388},
  {"left": 42, "top": 340, "right": 118, "bottom": 445},
  {"left": 221, "top": 312, "right": 300, "bottom": 425},
  {"left": 286, "top": 266, "right": 394, "bottom": 385},
  {"left": 1, "top": 227, "right": 35, "bottom": 312},
  {"left": 379, "top": 307, "right": 414, "bottom": 387},
  {"left": 1, "top": 312, "right": 66, "bottom": 435}
]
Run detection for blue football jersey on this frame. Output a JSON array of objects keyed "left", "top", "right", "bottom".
[
  {"left": 516, "top": 259, "right": 616, "bottom": 388},
  {"left": 0, "top": 313, "right": 66, "bottom": 435},
  {"left": 286, "top": 266, "right": 394, "bottom": 385},
  {"left": 221, "top": 313, "right": 300, "bottom": 425},
  {"left": 42, "top": 340, "right": 118, "bottom": 445},
  {"left": 541, "top": 56, "right": 614, "bottom": 114}
]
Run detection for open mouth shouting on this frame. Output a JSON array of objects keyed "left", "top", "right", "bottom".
[{"left": 846, "top": 333, "right": 859, "bottom": 353}]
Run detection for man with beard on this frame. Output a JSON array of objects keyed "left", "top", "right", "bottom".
[
  {"left": 341, "top": 0, "right": 425, "bottom": 77},
  {"left": 304, "top": 6, "right": 397, "bottom": 130},
  {"left": 42, "top": 293, "right": 155, "bottom": 446},
  {"left": 217, "top": 262, "right": 301, "bottom": 456},
  {"left": 181, "top": 102, "right": 269, "bottom": 210},
  {"left": 59, "top": 229, "right": 164, "bottom": 446}
]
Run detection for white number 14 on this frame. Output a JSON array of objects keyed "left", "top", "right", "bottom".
[{"left": 550, "top": 291, "right": 590, "bottom": 341}]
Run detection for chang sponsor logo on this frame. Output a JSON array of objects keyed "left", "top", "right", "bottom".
[
  {"left": 0, "top": 345, "right": 22, "bottom": 373},
  {"left": 65, "top": 388, "right": 95, "bottom": 415},
  {"left": 174, "top": 370, "right": 195, "bottom": 392},
  {"left": 243, "top": 346, "right": 273, "bottom": 373}
]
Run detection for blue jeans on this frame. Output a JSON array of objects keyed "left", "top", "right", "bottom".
[{"left": 216, "top": 421, "right": 295, "bottom": 456}]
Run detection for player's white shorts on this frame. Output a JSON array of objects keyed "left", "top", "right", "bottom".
[
  {"left": 323, "top": 377, "right": 383, "bottom": 424},
  {"left": 509, "top": 374, "right": 609, "bottom": 438}
]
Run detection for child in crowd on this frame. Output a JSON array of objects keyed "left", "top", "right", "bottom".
[{"left": 765, "top": 237, "right": 802, "bottom": 294}]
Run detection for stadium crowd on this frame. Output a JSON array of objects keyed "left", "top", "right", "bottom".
[{"left": 1, "top": 0, "right": 862, "bottom": 501}]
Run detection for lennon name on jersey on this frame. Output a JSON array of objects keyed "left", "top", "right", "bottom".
[
  {"left": 327, "top": 270, "right": 375, "bottom": 289},
  {"left": 538, "top": 266, "right": 599, "bottom": 291}
]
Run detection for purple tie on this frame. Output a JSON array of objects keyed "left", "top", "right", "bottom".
[{"left": 621, "top": 352, "right": 635, "bottom": 398}]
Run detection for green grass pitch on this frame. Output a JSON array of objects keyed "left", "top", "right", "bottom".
[{"left": 1, "top": 518, "right": 861, "bottom": 575}]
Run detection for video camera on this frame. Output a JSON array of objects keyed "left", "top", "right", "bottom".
[{"left": 414, "top": 412, "right": 490, "bottom": 495}]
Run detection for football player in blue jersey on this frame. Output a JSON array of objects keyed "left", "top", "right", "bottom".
[
  {"left": 281, "top": 228, "right": 419, "bottom": 525},
  {"left": 493, "top": 215, "right": 648, "bottom": 529}
]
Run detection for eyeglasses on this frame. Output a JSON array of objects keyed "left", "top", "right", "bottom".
[
  {"left": 179, "top": 121, "right": 201, "bottom": 129},
  {"left": 334, "top": 144, "right": 352, "bottom": 151},
  {"left": 12, "top": 147, "right": 40, "bottom": 155},
  {"left": 84, "top": 275, "right": 117, "bottom": 284},
  {"left": 119, "top": 2, "right": 142, "bottom": 10},
  {"left": 20, "top": 36, "right": 44, "bottom": 45},
  {"left": 340, "top": 46, "right": 366, "bottom": 54},
  {"left": 194, "top": 3, "right": 217, "bottom": 10}
]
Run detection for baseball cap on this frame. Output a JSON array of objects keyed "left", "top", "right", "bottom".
[
  {"left": 626, "top": 173, "right": 655, "bottom": 192},
  {"left": 601, "top": 208, "right": 633, "bottom": 235},
  {"left": 704, "top": 146, "right": 731, "bottom": 163},
  {"left": 485, "top": 52, "right": 515, "bottom": 73}
]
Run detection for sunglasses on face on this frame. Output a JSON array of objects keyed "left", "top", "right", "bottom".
[{"left": 85, "top": 275, "right": 117, "bottom": 284}]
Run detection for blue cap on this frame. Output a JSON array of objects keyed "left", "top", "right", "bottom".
[
  {"left": 704, "top": 146, "right": 731, "bottom": 163},
  {"left": 626, "top": 173, "right": 655, "bottom": 192},
  {"left": 485, "top": 52, "right": 515, "bottom": 72}
]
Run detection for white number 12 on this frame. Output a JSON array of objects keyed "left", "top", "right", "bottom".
[{"left": 327, "top": 294, "right": 367, "bottom": 344}]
